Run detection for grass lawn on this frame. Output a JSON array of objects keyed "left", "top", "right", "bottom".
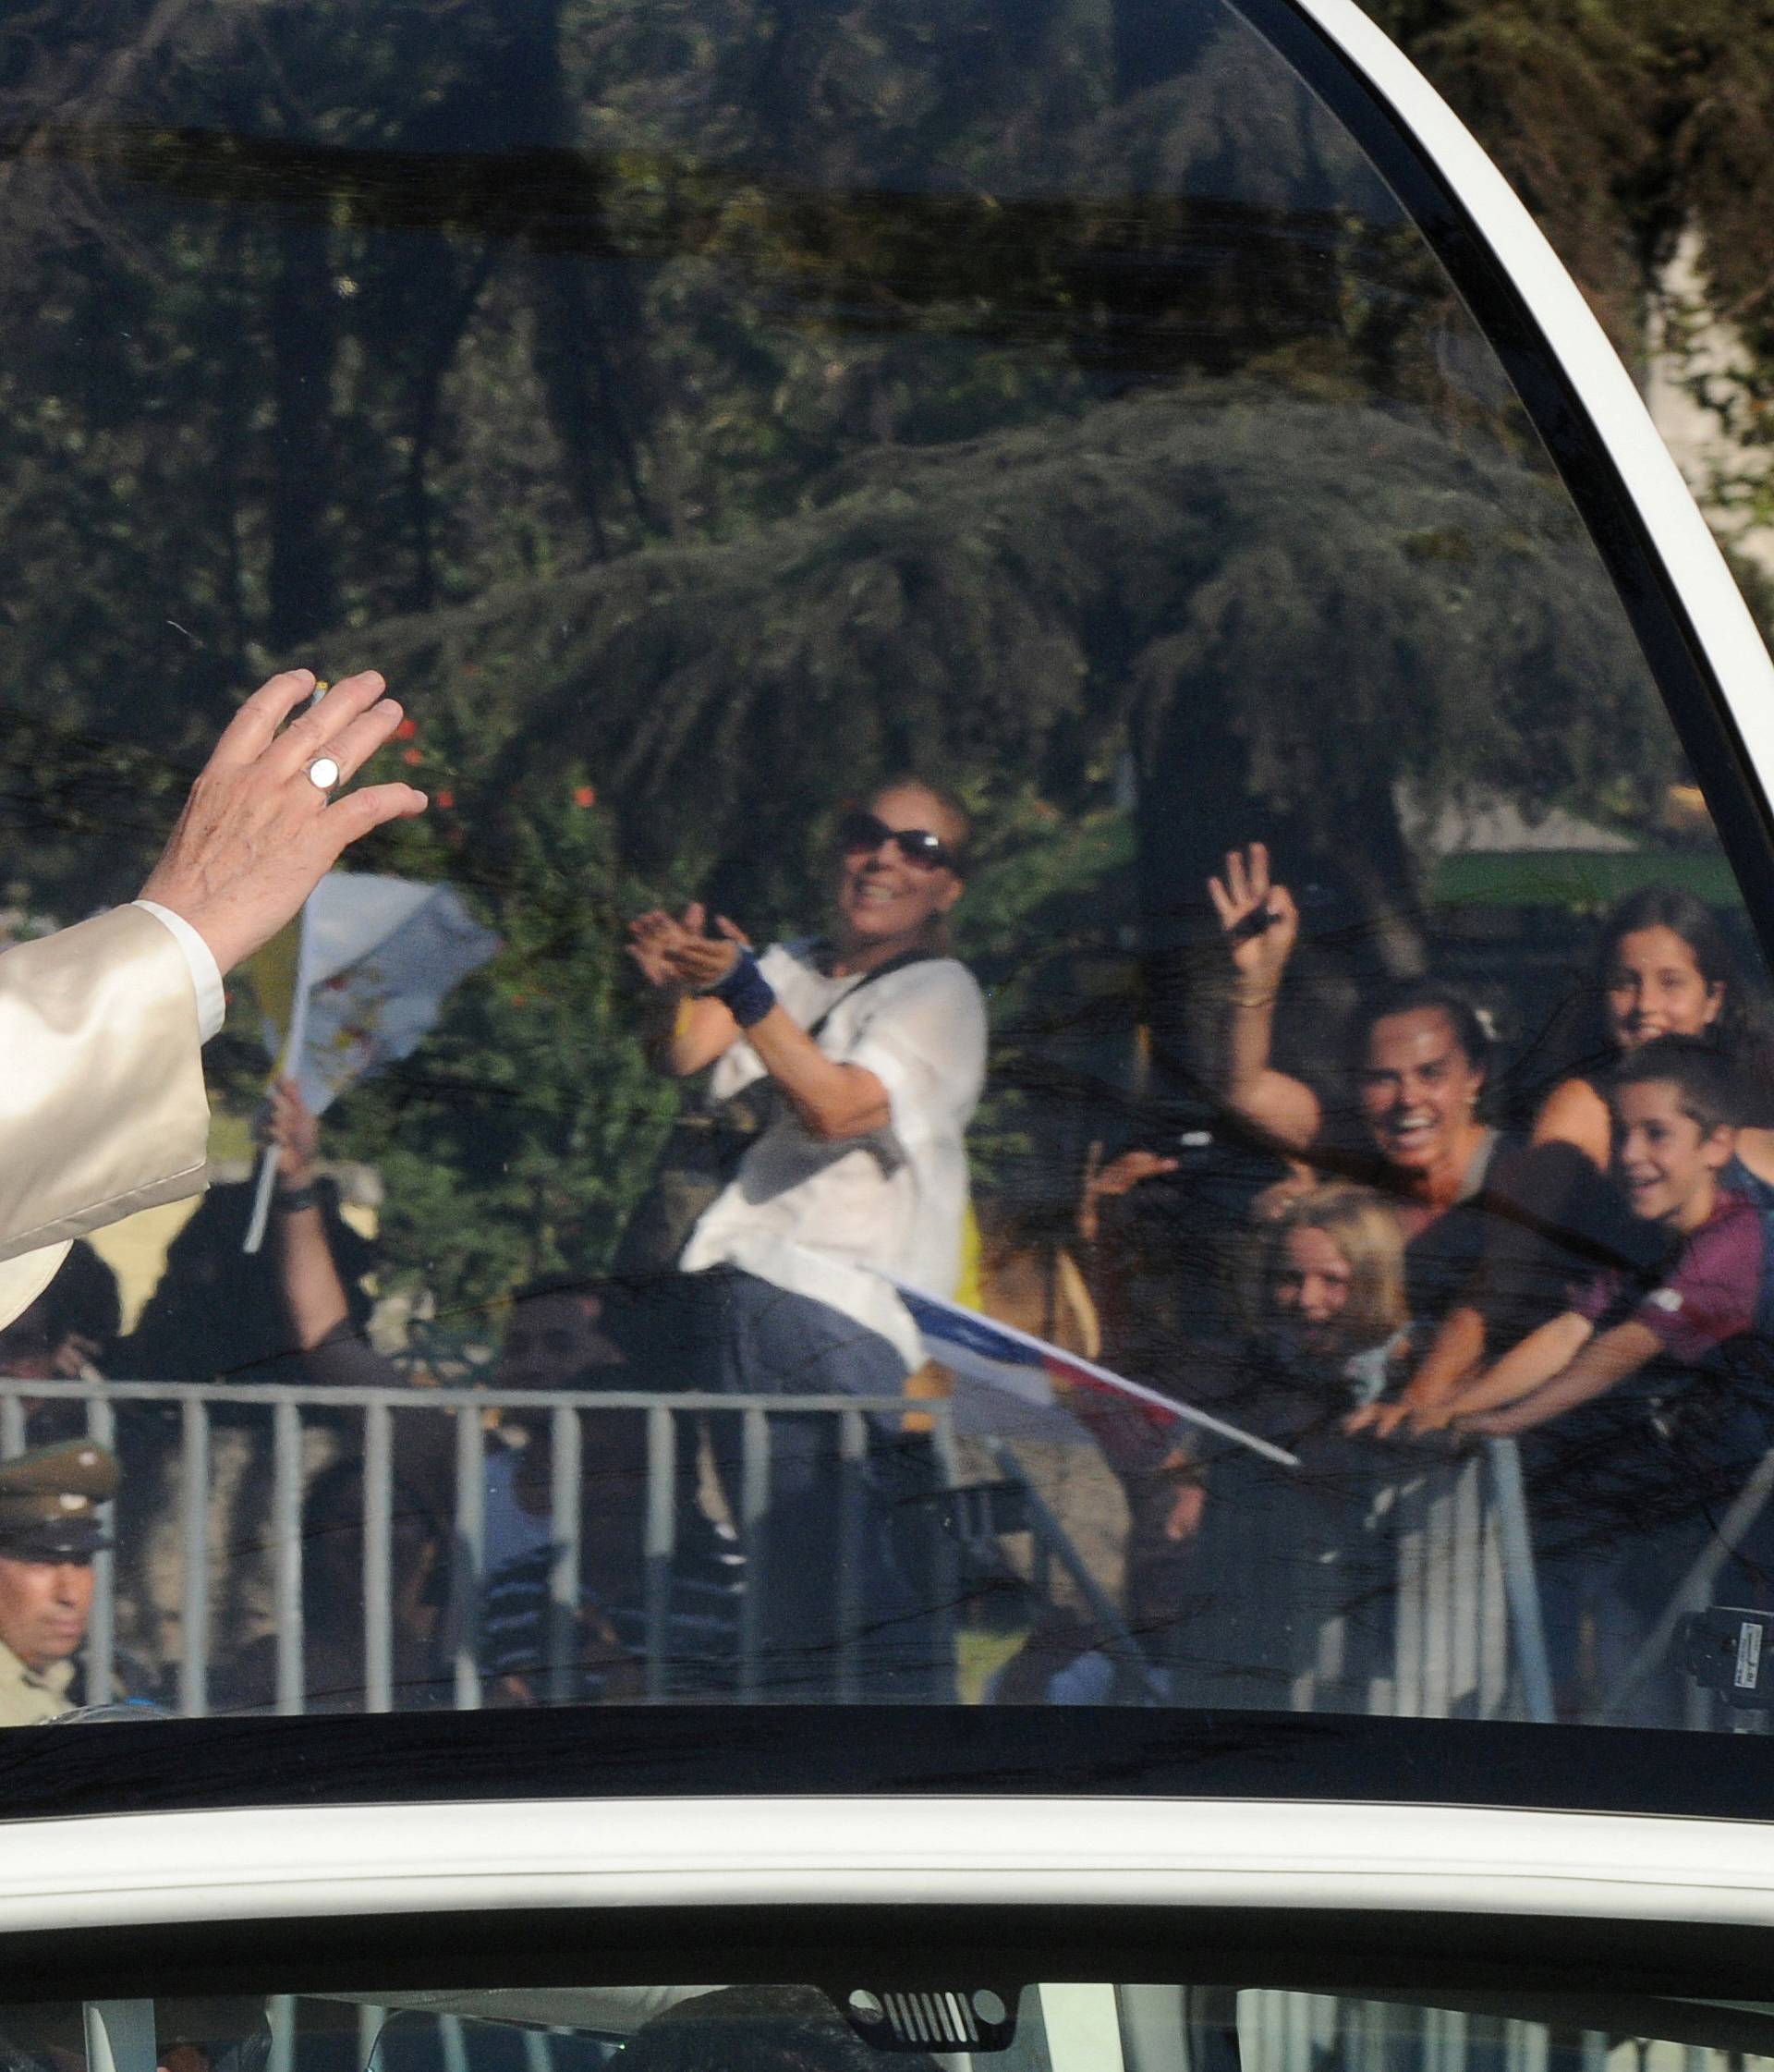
[{"left": 1430, "top": 847, "right": 1740, "bottom": 909}]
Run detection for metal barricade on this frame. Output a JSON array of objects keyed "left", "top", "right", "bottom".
[
  {"left": 0, "top": 1374, "right": 1554, "bottom": 1718},
  {"left": 992, "top": 1434, "right": 1550, "bottom": 1720},
  {"left": 0, "top": 1377, "right": 958, "bottom": 1713}
]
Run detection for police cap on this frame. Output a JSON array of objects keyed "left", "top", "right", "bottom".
[{"left": 0, "top": 1438, "right": 119, "bottom": 1561}]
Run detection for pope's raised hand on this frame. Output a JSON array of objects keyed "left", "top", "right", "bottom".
[{"left": 139, "top": 668, "right": 427, "bottom": 973}]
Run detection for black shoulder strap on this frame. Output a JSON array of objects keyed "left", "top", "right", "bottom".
[{"left": 804, "top": 945, "right": 942, "bottom": 1043}]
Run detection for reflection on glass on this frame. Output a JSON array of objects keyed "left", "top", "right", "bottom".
[
  {"left": 0, "top": 0, "right": 1770, "bottom": 1730},
  {"left": 10, "top": 1988, "right": 1774, "bottom": 2072}
]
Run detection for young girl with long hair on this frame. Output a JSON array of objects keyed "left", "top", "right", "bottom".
[{"left": 1530, "top": 884, "right": 1773, "bottom": 1166}]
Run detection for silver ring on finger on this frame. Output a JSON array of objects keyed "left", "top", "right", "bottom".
[{"left": 305, "top": 753, "right": 343, "bottom": 795}]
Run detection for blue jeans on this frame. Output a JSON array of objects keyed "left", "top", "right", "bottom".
[{"left": 686, "top": 1267, "right": 948, "bottom": 1701}]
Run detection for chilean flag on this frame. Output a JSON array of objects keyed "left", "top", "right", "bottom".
[{"left": 885, "top": 1276, "right": 1298, "bottom": 1468}]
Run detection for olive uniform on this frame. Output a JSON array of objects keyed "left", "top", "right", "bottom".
[{"left": 0, "top": 1438, "right": 119, "bottom": 1727}]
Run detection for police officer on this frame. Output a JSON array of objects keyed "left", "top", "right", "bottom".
[{"left": 0, "top": 1438, "right": 119, "bottom": 1726}]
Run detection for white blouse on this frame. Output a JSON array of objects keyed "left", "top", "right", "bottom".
[{"left": 678, "top": 938, "right": 988, "bottom": 1372}]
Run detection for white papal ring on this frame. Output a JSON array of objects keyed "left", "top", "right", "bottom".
[{"left": 306, "top": 754, "right": 343, "bottom": 794}]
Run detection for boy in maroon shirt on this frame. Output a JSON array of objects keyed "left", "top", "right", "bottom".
[
  {"left": 1450, "top": 1039, "right": 1759, "bottom": 1438},
  {"left": 1445, "top": 1037, "right": 1768, "bottom": 1715}
]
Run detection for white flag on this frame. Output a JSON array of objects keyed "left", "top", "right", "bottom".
[
  {"left": 242, "top": 871, "right": 499, "bottom": 1249},
  {"left": 289, "top": 873, "right": 500, "bottom": 1117}
]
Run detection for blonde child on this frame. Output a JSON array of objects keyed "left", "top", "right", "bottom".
[{"left": 1140, "top": 1183, "right": 1409, "bottom": 1705}]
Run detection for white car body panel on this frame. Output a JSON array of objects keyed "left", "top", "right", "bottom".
[{"left": 6, "top": 1798, "right": 1774, "bottom": 1932}]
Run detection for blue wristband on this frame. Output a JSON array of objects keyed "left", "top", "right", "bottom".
[{"left": 709, "top": 948, "right": 777, "bottom": 1028}]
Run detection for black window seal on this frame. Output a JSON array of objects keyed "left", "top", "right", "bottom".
[{"left": 1, "top": 1707, "right": 1771, "bottom": 1824}]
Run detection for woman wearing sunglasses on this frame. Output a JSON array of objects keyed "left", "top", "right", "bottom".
[{"left": 626, "top": 780, "right": 987, "bottom": 1700}]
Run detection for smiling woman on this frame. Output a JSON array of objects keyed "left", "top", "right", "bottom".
[
  {"left": 618, "top": 778, "right": 987, "bottom": 1700},
  {"left": 1208, "top": 858, "right": 1522, "bottom": 1335}
]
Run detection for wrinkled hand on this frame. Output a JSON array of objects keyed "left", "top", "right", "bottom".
[
  {"left": 1207, "top": 841, "right": 1299, "bottom": 991},
  {"left": 626, "top": 903, "right": 749, "bottom": 993},
  {"left": 263, "top": 1076, "right": 321, "bottom": 1188},
  {"left": 139, "top": 668, "right": 426, "bottom": 973}
]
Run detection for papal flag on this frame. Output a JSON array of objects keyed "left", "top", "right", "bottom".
[{"left": 240, "top": 872, "right": 499, "bottom": 1248}]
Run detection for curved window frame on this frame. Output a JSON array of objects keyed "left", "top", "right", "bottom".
[{"left": 1241, "top": 0, "right": 1774, "bottom": 965}]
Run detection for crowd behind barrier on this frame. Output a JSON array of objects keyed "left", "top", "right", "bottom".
[
  {"left": 94, "top": 1990, "right": 1719, "bottom": 2072},
  {"left": 1221, "top": 1993, "right": 1624, "bottom": 2072},
  {"left": 0, "top": 1371, "right": 1655, "bottom": 1724},
  {"left": 0, "top": 1377, "right": 965, "bottom": 1713},
  {"left": 11, "top": 761, "right": 1774, "bottom": 1728}
]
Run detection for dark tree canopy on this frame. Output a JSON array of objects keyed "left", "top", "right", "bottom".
[{"left": 0, "top": 0, "right": 1762, "bottom": 1299}]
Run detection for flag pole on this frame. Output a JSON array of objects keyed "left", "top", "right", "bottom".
[
  {"left": 242, "top": 899, "right": 315, "bottom": 1256},
  {"left": 241, "top": 1143, "right": 280, "bottom": 1257},
  {"left": 884, "top": 1271, "right": 1300, "bottom": 1469}
]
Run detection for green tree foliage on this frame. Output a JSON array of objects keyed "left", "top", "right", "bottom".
[
  {"left": 1362, "top": 2, "right": 1774, "bottom": 368},
  {"left": 0, "top": 0, "right": 1764, "bottom": 1299},
  {"left": 363, "top": 377, "right": 1654, "bottom": 894},
  {"left": 335, "top": 777, "right": 687, "bottom": 1309}
]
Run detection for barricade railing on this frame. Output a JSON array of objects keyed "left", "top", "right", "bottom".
[
  {"left": 1356, "top": 1439, "right": 1547, "bottom": 1722},
  {"left": 982, "top": 1432, "right": 1552, "bottom": 1719},
  {"left": 1253, "top": 1438, "right": 1550, "bottom": 1721},
  {"left": 0, "top": 1376, "right": 961, "bottom": 1712},
  {"left": 1, "top": 1376, "right": 1565, "bottom": 1718}
]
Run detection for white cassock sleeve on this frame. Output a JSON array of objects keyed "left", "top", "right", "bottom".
[{"left": 0, "top": 905, "right": 215, "bottom": 1326}]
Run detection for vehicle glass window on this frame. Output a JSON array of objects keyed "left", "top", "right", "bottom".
[
  {"left": 1, "top": 0, "right": 1772, "bottom": 1738},
  {"left": 10, "top": 1987, "right": 1774, "bottom": 2072}
]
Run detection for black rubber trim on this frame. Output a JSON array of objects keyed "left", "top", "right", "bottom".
[
  {"left": 6, "top": 1901, "right": 1774, "bottom": 2005},
  {"left": 1236, "top": 0, "right": 1774, "bottom": 974},
  {"left": 3, "top": 1707, "right": 1774, "bottom": 1824}
]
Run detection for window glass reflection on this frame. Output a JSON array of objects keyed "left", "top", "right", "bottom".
[
  {"left": 12, "top": 1986, "right": 1774, "bottom": 2072},
  {"left": 0, "top": 0, "right": 1770, "bottom": 1732}
]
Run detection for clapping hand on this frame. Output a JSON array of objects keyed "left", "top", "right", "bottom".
[{"left": 627, "top": 903, "right": 751, "bottom": 994}]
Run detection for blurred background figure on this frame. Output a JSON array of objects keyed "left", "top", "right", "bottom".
[
  {"left": 0, "top": 1243, "right": 121, "bottom": 1389},
  {"left": 0, "top": 1437, "right": 120, "bottom": 1725}
]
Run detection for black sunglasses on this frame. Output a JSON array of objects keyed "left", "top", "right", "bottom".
[{"left": 836, "top": 809, "right": 960, "bottom": 873}]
